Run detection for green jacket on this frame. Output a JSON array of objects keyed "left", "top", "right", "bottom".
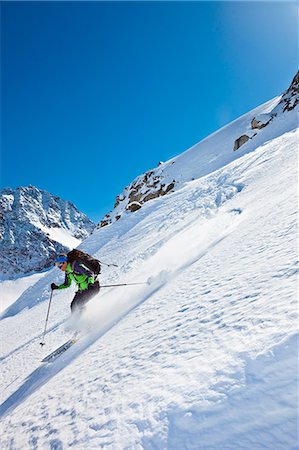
[{"left": 57, "top": 262, "right": 95, "bottom": 291}]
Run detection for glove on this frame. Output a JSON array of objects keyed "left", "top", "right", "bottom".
[{"left": 51, "top": 283, "right": 59, "bottom": 290}]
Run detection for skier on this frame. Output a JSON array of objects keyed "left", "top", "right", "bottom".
[{"left": 51, "top": 252, "right": 100, "bottom": 314}]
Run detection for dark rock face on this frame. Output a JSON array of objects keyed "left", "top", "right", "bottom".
[
  {"left": 279, "top": 70, "right": 299, "bottom": 112},
  {"left": 233, "top": 135, "right": 250, "bottom": 151},
  {"left": 98, "top": 168, "right": 176, "bottom": 228},
  {"left": 126, "top": 202, "right": 142, "bottom": 212},
  {"left": 0, "top": 186, "right": 95, "bottom": 275}
]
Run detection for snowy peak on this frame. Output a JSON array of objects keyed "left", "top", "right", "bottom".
[
  {"left": 0, "top": 186, "right": 95, "bottom": 275},
  {"left": 98, "top": 71, "right": 299, "bottom": 228}
]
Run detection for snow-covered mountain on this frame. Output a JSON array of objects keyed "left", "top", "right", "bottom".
[
  {"left": 0, "top": 186, "right": 95, "bottom": 276},
  {"left": 0, "top": 73, "right": 298, "bottom": 449},
  {"left": 98, "top": 71, "right": 299, "bottom": 228}
]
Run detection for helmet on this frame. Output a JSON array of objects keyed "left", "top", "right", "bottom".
[{"left": 55, "top": 254, "right": 68, "bottom": 268}]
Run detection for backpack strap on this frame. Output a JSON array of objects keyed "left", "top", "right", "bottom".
[{"left": 72, "top": 261, "right": 93, "bottom": 277}]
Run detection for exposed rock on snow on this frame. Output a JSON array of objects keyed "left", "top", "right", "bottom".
[
  {"left": 233, "top": 134, "right": 251, "bottom": 151},
  {"left": 233, "top": 70, "right": 299, "bottom": 151},
  {"left": 98, "top": 169, "right": 176, "bottom": 227},
  {"left": 251, "top": 113, "right": 274, "bottom": 130},
  {"left": 126, "top": 201, "right": 142, "bottom": 212},
  {"left": 0, "top": 186, "right": 95, "bottom": 276},
  {"left": 278, "top": 70, "right": 299, "bottom": 112}
]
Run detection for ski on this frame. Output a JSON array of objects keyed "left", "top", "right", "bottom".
[{"left": 41, "top": 336, "right": 79, "bottom": 363}]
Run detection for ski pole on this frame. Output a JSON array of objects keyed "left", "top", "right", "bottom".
[
  {"left": 100, "top": 282, "right": 148, "bottom": 288},
  {"left": 40, "top": 290, "right": 54, "bottom": 346}
]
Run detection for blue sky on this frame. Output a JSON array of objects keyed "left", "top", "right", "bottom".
[{"left": 1, "top": 1, "right": 298, "bottom": 222}]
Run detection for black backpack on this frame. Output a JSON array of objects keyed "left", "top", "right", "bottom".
[{"left": 67, "top": 249, "right": 101, "bottom": 276}]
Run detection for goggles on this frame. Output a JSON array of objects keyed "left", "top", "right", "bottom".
[{"left": 55, "top": 261, "right": 67, "bottom": 269}]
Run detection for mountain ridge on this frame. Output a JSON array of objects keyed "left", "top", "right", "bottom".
[
  {"left": 98, "top": 71, "right": 298, "bottom": 229},
  {"left": 0, "top": 185, "right": 95, "bottom": 276}
]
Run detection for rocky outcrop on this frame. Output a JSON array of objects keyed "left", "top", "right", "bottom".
[
  {"left": 278, "top": 70, "right": 299, "bottom": 112},
  {"left": 233, "top": 71, "right": 299, "bottom": 151},
  {"left": 98, "top": 168, "right": 176, "bottom": 228},
  {"left": 127, "top": 202, "right": 142, "bottom": 212},
  {"left": 251, "top": 113, "right": 274, "bottom": 130},
  {"left": 233, "top": 135, "right": 250, "bottom": 151},
  {"left": 0, "top": 186, "right": 95, "bottom": 275}
]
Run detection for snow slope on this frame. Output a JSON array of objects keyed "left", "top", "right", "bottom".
[
  {"left": 0, "top": 272, "right": 47, "bottom": 313},
  {"left": 0, "top": 93, "right": 298, "bottom": 449}
]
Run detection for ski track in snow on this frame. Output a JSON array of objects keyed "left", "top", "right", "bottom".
[{"left": 0, "top": 124, "right": 298, "bottom": 448}]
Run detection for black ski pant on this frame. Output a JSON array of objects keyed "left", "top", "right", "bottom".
[{"left": 70, "top": 281, "right": 100, "bottom": 313}]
